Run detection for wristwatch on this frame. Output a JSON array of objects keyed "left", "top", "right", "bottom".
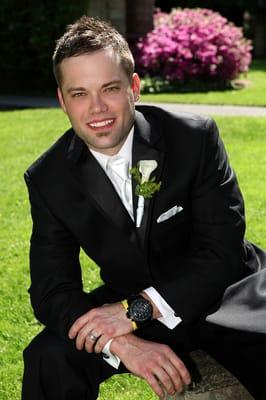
[{"left": 126, "top": 295, "right": 153, "bottom": 328}]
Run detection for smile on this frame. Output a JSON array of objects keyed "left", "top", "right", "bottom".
[{"left": 87, "top": 119, "right": 115, "bottom": 128}]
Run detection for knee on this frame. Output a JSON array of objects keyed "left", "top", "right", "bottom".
[{"left": 23, "top": 329, "right": 68, "bottom": 365}]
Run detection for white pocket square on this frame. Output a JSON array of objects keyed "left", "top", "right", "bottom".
[{"left": 157, "top": 205, "right": 183, "bottom": 223}]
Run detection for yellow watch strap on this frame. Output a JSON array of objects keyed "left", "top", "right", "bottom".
[
  {"left": 121, "top": 299, "right": 128, "bottom": 310},
  {"left": 121, "top": 299, "right": 138, "bottom": 331}
]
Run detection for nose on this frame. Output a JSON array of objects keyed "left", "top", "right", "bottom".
[{"left": 90, "top": 93, "right": 108, "bottom": 114}]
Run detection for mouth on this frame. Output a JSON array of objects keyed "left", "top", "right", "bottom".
[{"left": 87, "top": 118, "right": 115, "bottom": 130}]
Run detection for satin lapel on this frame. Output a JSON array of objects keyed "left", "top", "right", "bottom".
[
  {"left": 132, "top": 110, "right": 165, "bottom": 245},
  {"left": 67, "top": 136, "right": 135, "bottom": 237}
]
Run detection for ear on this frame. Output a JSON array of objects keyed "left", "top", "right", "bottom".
[
  {"left": 57, "top": 87, "right": 67, "bottom": 113},
  {"left": 131, "top": 73, "right": 141, "bottom": 102}
]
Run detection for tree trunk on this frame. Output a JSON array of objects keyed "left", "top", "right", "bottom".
[
  {"left": 87, "top": 0, "right": 126, "bottom": 35},
  {"left": 253, "top": 11, "right": 266, "bottom": 57},
  {"left": 126, "top": 0, "right": 155, "bottom": 45}
]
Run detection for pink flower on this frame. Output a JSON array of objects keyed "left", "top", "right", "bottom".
[{"left": 136, "top": 8, "right": 252, "bottom": 83}]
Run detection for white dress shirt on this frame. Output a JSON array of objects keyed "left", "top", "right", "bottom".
[{"left": 89, "top": 128, "right": 181, "bottom": 368}]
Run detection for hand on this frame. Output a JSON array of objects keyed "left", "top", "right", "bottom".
[
  {"left": 111, "top": 334, "right": 191, "bottom": 398},
  {"left": 68, "top": 302, "right": 133, "bottom": 353}
]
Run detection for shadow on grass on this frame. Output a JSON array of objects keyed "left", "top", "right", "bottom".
[
  {"left": 140, "top": 58, "right": 266, "bottom": 95},
  {"left": 140, "top": 76, "right": 243, "bottom": 94}
]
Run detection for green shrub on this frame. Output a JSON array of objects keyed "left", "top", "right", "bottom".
[{"left": 0, "top": 1, "right": 87, "bottom": 95}]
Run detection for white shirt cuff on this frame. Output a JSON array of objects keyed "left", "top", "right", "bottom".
[
  {"left": 143, "top": 286, "right": 182, "bottom": 329},
  {"left": 102, "top": 339, "right": 120, "bottom": 369}
]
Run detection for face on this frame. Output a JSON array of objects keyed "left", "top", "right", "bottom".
[{"left": 57, "top": 49, "right": 140, "bottom": 156}]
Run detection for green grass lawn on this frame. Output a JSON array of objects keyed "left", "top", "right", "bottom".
[
  {"left": 0, "top": 109, "right": 265, "bottom": 399},
  {"left": 141, "top": 59, "right": 266, "bottom": 106}
]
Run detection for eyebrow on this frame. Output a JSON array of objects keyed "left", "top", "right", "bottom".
[
  {"left": 102, "top": 80, "right": 122, "bottom": 88},
  {"left": 66, "top": 80, "right": 122, "bottom": 94},
  {"left": 67, "top": 87, "right": 86, "bottom": 94}
]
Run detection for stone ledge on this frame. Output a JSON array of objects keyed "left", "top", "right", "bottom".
[{"left": 182, "top": 350, "right": 253, "bottom": 399}]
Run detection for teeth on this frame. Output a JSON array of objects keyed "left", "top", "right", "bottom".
[{"left": 89, "top": 119, "right": 113, "bottom": 128}]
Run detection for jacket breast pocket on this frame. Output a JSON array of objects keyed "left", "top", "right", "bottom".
[
  {"left": 154, "top": 211, "right": 190, "bottom": 248},
  {"left": 156, "top": 205, "right": 186, "bottom": 227},
  {"left": 153, "top": 208, "right": 190, "bottom": 255}
]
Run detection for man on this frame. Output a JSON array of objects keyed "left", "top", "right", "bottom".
[{"left": 22, "top": 16, "right": 266, "bottom": 400}]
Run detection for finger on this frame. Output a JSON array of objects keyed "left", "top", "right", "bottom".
[
  {"left": 162, "top": 363, "right": 183, "bottom": 393},
  {"left": 169, "top": 353, "right": 191, "bottom": 385},
  {"left": 153, "top": 366, "right": 176, "bottom": 397},
  {"left": 145, "top": 373, "right": 165, "bottom": 398},
  {"left": 76, "top": 325, "right": 98, "bottom": 351},
  {"left": 68, "top": 312, "right": 91, "bottom": 339},
  {"left": 93, "top": 334, "right": 109, "bottom": 354},
  {"left": 85, "top": 333, "right": 101, "bottom": 353},
  {"left": 84, "top": 336, "right": 94, "bottom": 353}
]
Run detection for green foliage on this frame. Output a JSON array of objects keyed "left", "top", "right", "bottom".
[
  {"left": 156, "top": 0, "right": 266, "bottom": 17},
  {"left": 141, "top": 59, "right": 266, "bottom": 105},
  {"left": 130, "top": 165, "right": 142, "bottom": 184},
  {"left": 0, "top": 1, "right": 87, "bottom": 95},
  {"left": 157, "top": 0, "right": 265, "bottom": 10},
  {"left": 141, "top": 76, "right": 232, "bottom": 94},
  {"left": 0, "top": 109, "right": 265, "bottom": 399},
  {"left": 130, "top": 166, "right": 161, "bottom": 198},
  {"left": 136, "top": 179, "right": 161, "bottom": 198}
]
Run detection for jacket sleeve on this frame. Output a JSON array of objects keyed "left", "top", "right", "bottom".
[
  {"left": 152, "top": 118, "right": 248, "bottom": 325},
  {"left": 24, "top": 172, "right": 111, "bottom": 338}
]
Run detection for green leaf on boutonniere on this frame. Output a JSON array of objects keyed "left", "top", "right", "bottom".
[
  {"left": 136, "top": 179, "right": 161, "bottom": 198},
  {"left": 130, "top": 166, "right": 142, "bottom": 185},
  {"left": 130, "top": 164, "right": 161, "bottom": 199}
]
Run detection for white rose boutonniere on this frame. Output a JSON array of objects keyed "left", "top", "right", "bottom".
[{"left": 130, "top": 160, "right": 161, "bottom": 227}]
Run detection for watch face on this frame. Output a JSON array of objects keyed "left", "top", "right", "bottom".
[{"left": 129, "top": 297, "right": 153, "bottom": 323}]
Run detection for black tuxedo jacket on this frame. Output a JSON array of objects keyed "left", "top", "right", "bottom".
[{"left": 25, "top": 106, "right": 249, "bottom": 339}]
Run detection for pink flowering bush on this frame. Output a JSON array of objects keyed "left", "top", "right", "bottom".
[{"left": 136, "top": 8, "right": 252, "bottom": 88}]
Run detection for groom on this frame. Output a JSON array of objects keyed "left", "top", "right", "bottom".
[{"left": 22, "top": 16, "right": 266, "bottom": 400}]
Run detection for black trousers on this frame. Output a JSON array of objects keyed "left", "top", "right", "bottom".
[{"left": 22, "top": 321, "right": 266, "bottom": 400}]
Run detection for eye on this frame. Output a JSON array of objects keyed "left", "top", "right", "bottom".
[
  {"left": 105, "top": 86, "right": 119, "bottom": 93},
  {"left": 72, "top": 92, "right": 86, "bottom": 98}
]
